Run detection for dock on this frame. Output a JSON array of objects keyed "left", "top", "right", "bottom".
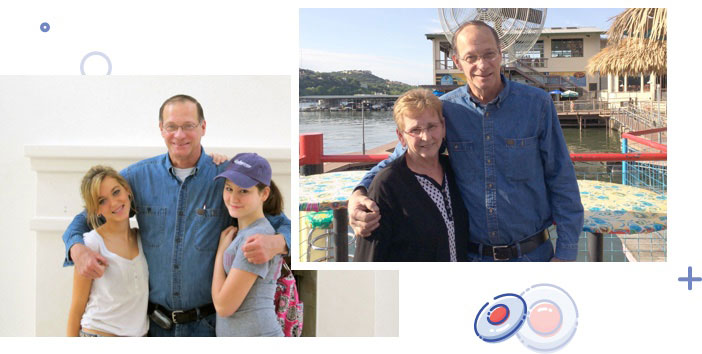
[
  {"left": 553, "top": 101, "right": 611, "bottom": 129},
  {"left": 323, "top": 141, "right": 397, "bottom": 173},
  {"left": 558, "top": 111, "right": 610, "bottom": 128},
  {"left": 300, "top": 95, "right": 400, "bottom": 112}
]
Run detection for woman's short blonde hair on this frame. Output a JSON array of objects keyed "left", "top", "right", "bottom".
[
  {"left": 392, "top": 89, "right": 444, "bottom": 131},
  {"left": 80, "top": 165, "right": 135, "bottom": 230}
]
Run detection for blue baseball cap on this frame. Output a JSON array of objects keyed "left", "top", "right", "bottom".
[{"left": 214, "top": 153, "right": 271, "bottom": 188}]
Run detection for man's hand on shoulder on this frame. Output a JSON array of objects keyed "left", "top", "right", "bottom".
[
  {"left": 348, "top": 188, "right": 380, "bottom": 237},
  {"left": 209, "top": 153, "right": 229, "bottom": 165},
  {"left": 70, "top": 244, "right": 108, "bottom": 279},
  {"left": 242, "top": 233, "right": 287, "bottom": 264}
]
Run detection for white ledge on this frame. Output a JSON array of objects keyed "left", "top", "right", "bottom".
[
  {"left": 24, "top": 145, "right": 290, "bottom": 173},
  {"left": 31, "top": 216, "right": 140, "bottom": 233},
  {"left": 24, "top": 145, "right": 288, "bottom": 159},
  {"left": 30, "top": 216, "right": 73, "bottom": 232}
]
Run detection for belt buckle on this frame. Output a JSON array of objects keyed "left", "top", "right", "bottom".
[
  {"left": 492, "top": 245, "right": 510, "bottom": 261},
  {"left": 171, "top": 310, "right": 184, "bottom": 324}
]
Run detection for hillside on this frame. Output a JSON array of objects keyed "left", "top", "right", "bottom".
[{"left": 300, "top": 69, "right": 415, "bottom": 96}]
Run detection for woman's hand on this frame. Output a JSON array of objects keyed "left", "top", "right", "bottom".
[{"left": 218, "top": 226, "right": 237, "bottom": 251}]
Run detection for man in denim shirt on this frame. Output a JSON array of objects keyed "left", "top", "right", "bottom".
[
  {"left": 349, "top": 21, "right": 583, "bottom": 261},
  {"left": 62, "top": 95, "right": 291, "bottom": 335}
]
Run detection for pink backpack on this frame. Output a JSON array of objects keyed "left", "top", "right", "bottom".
[{"left": 274, "top": 261, "right": 303, "bottom": 337}]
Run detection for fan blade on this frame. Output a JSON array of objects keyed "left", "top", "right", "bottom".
[{"left": 498, "top": 8, "right": 544, "bottom": 24}]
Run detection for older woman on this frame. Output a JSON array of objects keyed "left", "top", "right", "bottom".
[{"left": 354, "top": 89, "right": 468, "bottom": 262}]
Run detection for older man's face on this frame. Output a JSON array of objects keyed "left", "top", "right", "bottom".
[
  {"left": 452, "top": 25, "right": 502, "bottom": 100},
  {"left": 160, "top": 100, "right": 206, "bottom": 168}
]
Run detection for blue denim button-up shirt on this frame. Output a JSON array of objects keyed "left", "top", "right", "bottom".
[
  {"left": 360, "top": 77, "right": 583, "bottom": 260},
  {"left": 62, "top": 148, "right": 291, "bottom": 310}
]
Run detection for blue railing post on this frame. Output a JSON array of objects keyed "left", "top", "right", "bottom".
[{"left": 621, "top": 137, "right": 628, "bottom": 185}]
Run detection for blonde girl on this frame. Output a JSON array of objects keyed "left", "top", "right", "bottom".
[{"left": 66, "top": 166, "right": 148, "bottom": 337}]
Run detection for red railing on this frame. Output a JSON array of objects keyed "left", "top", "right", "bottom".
[
  {"left": 570, "top": 153, "right": 666, "bottom": 162},
  {"left": 622, "top": 127, "right": 667, "bottom": 153},
  {"left": 300, "top": 132, "right": 668, "bottom": 168}
]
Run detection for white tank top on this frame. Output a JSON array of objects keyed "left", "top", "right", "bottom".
[{"left": 80, "top": 229, "right": 149, "bottom": 336}]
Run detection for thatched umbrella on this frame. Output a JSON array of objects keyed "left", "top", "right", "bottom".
[
  {"left": 587, "top": 38, "right": 666, "bottom": 75},
  {"left": 587, "top": 8, "right": 667, "bottom": 75}
]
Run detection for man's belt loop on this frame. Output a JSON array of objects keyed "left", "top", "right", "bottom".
[{"left": 515, "top": 241, "right": 523, "bottom": 258}]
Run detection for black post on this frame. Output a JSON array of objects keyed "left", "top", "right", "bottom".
[
  {"left": 300, "top": 164, "right": 323, "bottom": 176},
  {"left": 333, "top": 208, "right": 349, "bottom": 262},
  {"left": 587, "top": 232, "right": 604, "bottom": 262}
]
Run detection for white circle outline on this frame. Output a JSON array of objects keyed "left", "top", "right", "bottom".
[{"left": 80, "top": 51, "right": 112, "bottom": 75}]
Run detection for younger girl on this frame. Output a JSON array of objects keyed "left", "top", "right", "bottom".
[
  {"left": 211, "top": 153, "right": 284, "bottom": 337},
  {"left": 67, "top": 166, "right": 149, "bottom": 337}
]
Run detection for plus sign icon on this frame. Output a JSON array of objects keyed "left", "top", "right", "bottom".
[{"left": 678, "top": 267, "right": 702, "bottom": 290}]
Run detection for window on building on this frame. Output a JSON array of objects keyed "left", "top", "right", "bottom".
[
  {"left": 644, "top": 74, "right": 651, "bottom": 92},
  {"left": 551, "top": 39, "right": 584, "bottom": 58},
  {"left": 657, "top": 74, "right": 667, "bottom": 90},
  {"left": 519, "top": 40, "right": 543, "bottom": 58},
  {"left": 598, "top": 73, "right": 608, "bottom": 90},
  {"left": 627, "top": 75, "right": 641, "bottom": 92},
  {"left": 516, "top": 40, "right": 545, "bottom": 67}
]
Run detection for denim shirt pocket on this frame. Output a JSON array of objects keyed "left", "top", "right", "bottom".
[
  {"left": 137, "top": 205, "right": 168, "bottom": 247},
  {"left": 194, "top": 208, "right": 224, "bottom": 252},
  {"left": 503, "top": 136, "right": 539, "bottom": 182},
  {"left": 447, "top": 141, "right": 475, "bottom": 179}
]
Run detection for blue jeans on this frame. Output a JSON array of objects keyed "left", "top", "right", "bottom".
[
  {"left": 466, "top": 239, "right": 555, "bottom": 262},
  {"left": 79, "top": 330, "right": 100, "bottom": 337},
  {"left": 148, "top": 313, "right": 216, "bottom": 337}
]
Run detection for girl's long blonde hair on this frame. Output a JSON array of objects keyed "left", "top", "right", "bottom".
[{"left": 80, "top": 165, "right": 135, "bottom": 229}]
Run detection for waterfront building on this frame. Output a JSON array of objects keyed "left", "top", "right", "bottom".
[
  {"left": 426, "top": 27, "right": 665, "bottom": 102},
  {"left": 587, "top": 8, "right": 667, "bottom": 104}
]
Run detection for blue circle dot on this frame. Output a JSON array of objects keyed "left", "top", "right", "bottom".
[{"left": 40, "top": 22, "right": 50, "bottom": 32}]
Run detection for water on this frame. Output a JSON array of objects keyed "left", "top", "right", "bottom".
[
  {"left": 300, "top": 111, "right": 622, "bottom": 154},
  {"left": 300, "top": 111, "right": 398, "bottom": 154}
]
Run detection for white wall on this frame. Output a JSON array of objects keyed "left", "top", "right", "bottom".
[
  {"left": 315, "top": 270, "right": 399, "bottom": 336},
  {"left": 0, "top": 76, "right": 291, "bottom": 336},
  {"left": 374, "top": 270, "right": 400, "bottom": 336}
]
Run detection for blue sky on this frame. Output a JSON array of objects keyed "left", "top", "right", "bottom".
[{"left": 300, "top": 8, "right": 625, "bottom": 85}]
